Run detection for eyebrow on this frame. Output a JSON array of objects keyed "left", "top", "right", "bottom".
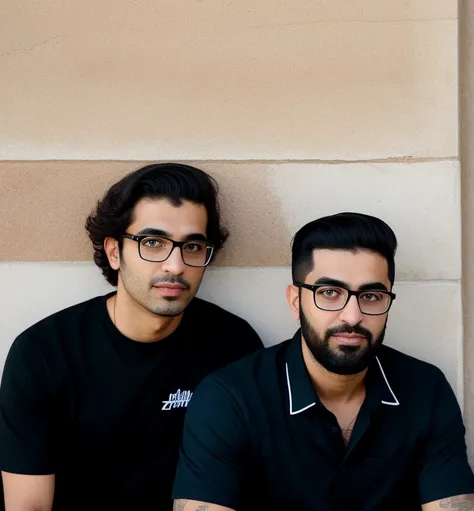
[
  {"left": 313, "top": 277, "right": 389, "bottom": 292},
  {"left": 136, "top": 228, "right": 208, "bottom": 242}
]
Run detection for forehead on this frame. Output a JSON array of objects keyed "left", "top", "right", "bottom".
[
  {"left": 307, "top": 249, "right": 390, "bottom": 286},
  {"left": 128, "top": 198, "right": 208, "bottom": 236}
]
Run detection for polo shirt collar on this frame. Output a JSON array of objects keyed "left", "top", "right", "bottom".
[
  {"left": 285, "top": 330, "right": 400, "bottom": 416},
  {"left": 366, "top": 348, "right": 400, "bottom": 407},
  {"left": 285, "top": 329, "right": 319, "bottom": 415}
]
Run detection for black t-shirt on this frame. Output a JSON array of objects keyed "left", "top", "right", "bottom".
[{"left": 0, "top": 293, "right": 263, "bottom": 511}]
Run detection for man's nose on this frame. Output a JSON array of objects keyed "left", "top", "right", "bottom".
[
  {"left": 338, "top": 295, "right": 363, "bottom": 326},
  {"left": 161, "top": 246, "right": 185, "bottom": 275}
]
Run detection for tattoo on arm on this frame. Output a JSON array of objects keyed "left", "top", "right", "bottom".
[
  {"left": 173, "top": 500, "right": 188, "bottom": 511},
  {"left": 439, "top": 495, "right": 474, "bottom": 509},
  {"left": 173, "top": 500, "right": 210, "bottom": 511}
]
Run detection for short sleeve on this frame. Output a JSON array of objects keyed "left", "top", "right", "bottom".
[
  {"left": 418, "top": 371, "right": 474, "bottom": 503},
  {"left": 172, "top": 375, "right": 249, "bottom": 510},
  {"left": 0, "top": 335, "right": 60, "bottom": 474}
]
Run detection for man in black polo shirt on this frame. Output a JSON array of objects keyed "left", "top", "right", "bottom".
[
  {"left": 173, "top": 212, "right": 474, "bottom": 511},
  {"left": 0, "top": 163, "right": 263, "bottom": 510}
]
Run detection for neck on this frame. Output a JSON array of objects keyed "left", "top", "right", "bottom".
[
  {"left": 301, "top": 336, "right": 366, "bottom": 404},
  {"left": 107, "top": 289, "right": 183, "bottom": 343}
]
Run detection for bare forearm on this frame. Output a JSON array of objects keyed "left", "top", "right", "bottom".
[
  {"left": 173, "top": 499, "right": 236, "bottom": 511},
  {"left": 5, "top": 506, "right": 50, "bottom": 511},
  {"left": 4, "top": 497, "right": 53, "bottom": 511},
  {"left": 423, "top": 494, "right": 474, "bottom": 510},
  {"left": 2, "top": 472, "right": 54, "bottom": 511}
]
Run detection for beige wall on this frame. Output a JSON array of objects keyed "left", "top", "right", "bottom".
[
  {"left": 1, "top": 0, "right": 469, "bottom": 451},
  {"left": 1, "top": 0, "right": 457, "bottom": 160},
  {"left": 461, "top": 0, "right": 474, "bottom": 465}
]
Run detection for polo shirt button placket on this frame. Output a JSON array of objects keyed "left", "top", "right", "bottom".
[{"left": 337, "top": 465, "right": 348, "bottom": 510}]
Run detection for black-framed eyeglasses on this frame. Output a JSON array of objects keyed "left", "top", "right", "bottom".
[
  {"left": 122, "top": 233, "right": 214, "bottom": 268},
  {"left": 293, "top": 281, "right": 396, "bottom": 316}
]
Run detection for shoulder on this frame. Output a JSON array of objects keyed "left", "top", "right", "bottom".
[
  {"left": 11, "top": 295, "right": 106, "bottom": 355},
  {"left": 187, "top": 297, "right": 254, "bottom": 329},
  {"left": 379, "top": 345, "right": 445, "bottom": 379},
  {"left": 194, "top": 340, "right": 289, "bottom": 401},
  {"left": 185, "top": 342, "right": 287, "bottom": 430},
  {"left": 185, "top": 298, "right": 264, "bottom": 352},
  {"left": 377, "top": 345, "right": 451, "bottom": 403}
]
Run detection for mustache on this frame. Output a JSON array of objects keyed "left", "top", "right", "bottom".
[
  {"left": 325, "top": 324, "right": 373, "bottom": 343},
  {"left": 151, "top": 275, "right": 191, "bottom": 289}
]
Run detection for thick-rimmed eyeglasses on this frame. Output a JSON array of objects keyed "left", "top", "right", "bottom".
[
  {"left": 293, "top": 281, "right": 396, "bottom": 316},
  {"left": 122, "top": 233, "right": 214, "bottom": 268}
]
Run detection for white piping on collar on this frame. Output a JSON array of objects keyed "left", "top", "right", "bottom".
[
  {"left": 285, "top": 363, "right": 316, "bottom": 415},
  {"left": 286, "top": 357, "right": 400, "bottom": 414},
  {"left": 376, "top": 356, "right": 400, "bottom": 406}
]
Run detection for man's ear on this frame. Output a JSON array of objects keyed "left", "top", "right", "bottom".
[
  {"left": 104, "top": 237, "right": 120, "bottom": 271},
  {"left": 286, "top": 284, "right": 300, "bottom": 321}
]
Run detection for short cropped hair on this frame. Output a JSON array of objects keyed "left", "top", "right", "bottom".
[{"left": 291, "top": 212, "right": 397, "bottom": 285}]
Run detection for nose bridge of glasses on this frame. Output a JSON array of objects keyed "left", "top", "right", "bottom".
[
  {"left": 332, "top": 291, "right": 363, "bottom": 320},
  {"left": 170, "top": 241, "right": 185, "bottom": 260},
  {"left": 156, "top": 240, "right": 185, "bottom": 268},
  {"left": 345, "top": 291, "right": 362, "bottom": 310}
]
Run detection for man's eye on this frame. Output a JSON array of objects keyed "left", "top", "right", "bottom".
[
  {"left": 184, "top": 243, "right": 204, "bottom": 253},
  {"left": 143, "top": 238, "right": 166, "bottom": 248},
  {"left": 360, "top": 292, "right": 383, "bottom": 302},
  {"left": 316, "top": 287, "right": 343, "bottom": 298}
]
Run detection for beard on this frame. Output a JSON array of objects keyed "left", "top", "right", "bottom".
[{"left": 300, "top": 305, "right": 386, "bottom": 376}]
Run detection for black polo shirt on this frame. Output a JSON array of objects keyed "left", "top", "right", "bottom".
[{"left": 173, "top": 329, "right": 474, "bottom": 511}]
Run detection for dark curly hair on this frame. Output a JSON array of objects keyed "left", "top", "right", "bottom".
[{"left": 85, "top": 163, "right": 229, "bottom": 286}]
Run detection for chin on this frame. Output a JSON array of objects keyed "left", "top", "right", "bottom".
[
  {"left": 151, "top": 307, "right": 185, "bottom": 318},
  {"left": 149, "top": 300, "right": 188, "bottom": 317},
  {"left": 329, "top": 348, "right": 379, "bottom": 375}
]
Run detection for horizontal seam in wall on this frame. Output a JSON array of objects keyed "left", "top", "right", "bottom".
[
  {"left": 0, "top": 157, "right": 459, "bottom": 165},
  {"left": 0, "top": 263, "right": 461, "bottom": 284},
  {"left": 250, "top": 17, "right": 458, "bottom": 28}
]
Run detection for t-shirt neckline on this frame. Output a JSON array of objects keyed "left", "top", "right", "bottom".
[{"left": 98, "top": 291, "right": 189, "bottom": 355}]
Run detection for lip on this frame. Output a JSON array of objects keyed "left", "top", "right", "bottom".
[
  {"left": 153, "top": 284, "right": 187, "bottom": 297},
  {"left": 331, "top": 334, "right": 367, "bottom": 346},
  {"left": 155, "top": 283, "right": 186, "bottom": 289}
]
